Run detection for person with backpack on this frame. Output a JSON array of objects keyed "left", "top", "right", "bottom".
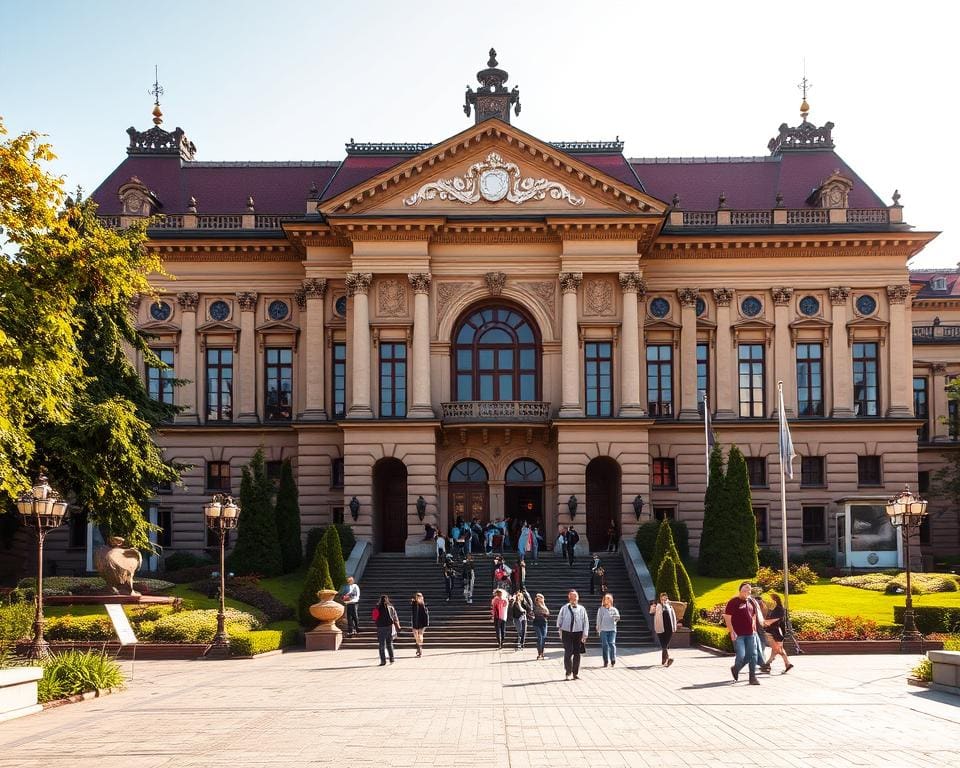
[
  {"left": 409, "top": 592, "right": 430, "bottom": 658},
  {"left": 565, "top": 526, "right": 580, "bottom": 567},
  {"left": 372, "top": 595, "right": 401, "bottom": 666},
  {"left": 442, "top": 555, "right": 457, "bottom": 602}
]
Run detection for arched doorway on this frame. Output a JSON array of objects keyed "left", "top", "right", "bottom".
[
  {"left": 448, "top": 459, "right": 489, "bottom": 531},
  {"left": 586, "top": 457, "right": 621, "bottom": 551},
  {"left": 373, "top": 458, "right": 407, "bottom": 553},
  {"left": 504, "top": 458, "right": 544, "bottom": 544}
]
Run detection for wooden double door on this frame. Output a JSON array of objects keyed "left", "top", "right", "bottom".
[{"left": 449, "top": 483, "right": 489, "bottom": 530}]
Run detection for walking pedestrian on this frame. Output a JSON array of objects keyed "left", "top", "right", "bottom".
[
  {"left": 750, "top": 590, "right": 772, "bottom": 673},
  {"left": 596, "top": 592, "right": 621, "bottom": 667},
  {"left": 723, "top": 581, "right": 761, "bottom": 685},
  {"left": 556, "top": 589, "right": 589, "bottom": 680},
  {"left": 462, "top": 555, "right": 476, "bottom": 603},
  {"left": 341, "top": 576, "right": 360, "bottom": 636},
  {"left": 517, "top": 522, "right": 535, "bottom": 563},
  {"left": 511, "top": 559, "right": 526, "bottom": 593},
  {"left": 491, "top": 588, "right": 509, "bottom": 649},
  {"left": 649, "top": 592, "right": 677, "bottom": 666},
  {"left": 763, "top": 593, "right": 794, "bottom": 673},
  {"left": 372, "top": 595, "right": 400, "bottom": 666},
  {"left": 435, "top": 531, "right": 447, "bottom": 564},
  {"left": 442, "top": 555, "right": 457, "bottom": 601},
  {"left": 555, "top": 526, "right": 567, "bottom": 559},
  {"left": 606, "top": 520, "right": 619, "bottom": 553},
  {"left": 509, "top": 590, "right": 530, "bottom": 650},
  {"left": 532, "top": 593, "right": 550, "bottom": 659},
  {"left": 589, "top": 553, "right": 602, "bottom": 595},
  {"left": 565, "top": 526, "right": 580, "bottom": 567},
  {"left": 409, "top": 592, "right": 430, "bottom": 658}
]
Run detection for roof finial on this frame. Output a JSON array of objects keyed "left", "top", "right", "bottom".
[
  {"left": 798, "top": 58, "right": 811, "bottom": 122},
  {"left": 149, "top": 65, "right": 164, "bottom": 126}
]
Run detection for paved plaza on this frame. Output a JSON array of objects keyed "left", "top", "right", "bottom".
[{"left": 0, "top": 646, "right": 957, "bottom": 767}]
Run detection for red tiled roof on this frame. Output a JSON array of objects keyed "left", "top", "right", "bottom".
[{"left": 910, "top": 270, "right": 960, "bottom": 299}]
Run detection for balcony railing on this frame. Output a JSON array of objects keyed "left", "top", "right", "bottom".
[
  {"left": 440, "top": 401, "right": 550, "bottom": 423},
  {"left": 913, "top": 325, "right": 960, "bottom": 344},
  {"left": 97, "top": 214, "right": 300, "bottom": 230}
]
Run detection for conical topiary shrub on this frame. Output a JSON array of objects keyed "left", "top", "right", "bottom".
[
  {"left": 322, "top": 524, "right": 346, "bottom": 593},
  {"left": 724, "top": 445, "right": 760, "bottom": 578},
  {"left": 698, "top": 443, "right": 727, "bottom": 576},
  {"left": 651, "top": 518, "right": 680, "bottom": 580},
  {"left": 274, "top": 459, "right": 302, "bottom": 573},
  {"left": 655, "top": 554, "right": 681, "bottom": 602},
  {"left": 227, "top": 448, "right": 283, "bottom": 577},
  {"left": 298, "top": 539, "right": 335, "bottom": 626}
]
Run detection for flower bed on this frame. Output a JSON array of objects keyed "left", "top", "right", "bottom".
[
  {"left": 15, "top": 576, "right": 175, "bottom": 598},
  {"left": 831, "top": 572, "right": 959, "bottom": 595}
]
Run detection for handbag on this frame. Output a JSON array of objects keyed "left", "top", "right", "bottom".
[{"left": 579, "top": 638, "right": 586, "bottom": 654}]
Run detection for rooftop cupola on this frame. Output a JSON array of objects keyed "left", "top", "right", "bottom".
[
  {"left": 463, "top": 48, "right": 521, "bottom": 124},
  {"left": 126, "top": 67, "right": 197, "bottom": 161},
  {"left": 767, "top": 72, "right": 834, "bottom": 155}
]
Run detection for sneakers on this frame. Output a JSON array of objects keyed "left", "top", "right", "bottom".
[
  {"left": 748, "top": 676, "right": 760, "bottom": 685},
  {"left": 573, "top": 674, "right": 579, "bottom": 680},
  {"left": 784, "top": 663, "right": 794, "bottom": 674},
  {"left": 379, "top": 661, "right": 386, "bottom": 666},
  {"left": 731, "top": 665, "right": 739, "bottom": 682},
  {"left": 603, "top": 662, "right": 608, "bottom": 668},
  {"left": 666, "top": 658, "right": 674, "bottom": 667},
  {"left": 565, "top": 673, "right": 570, "bottom": 680},
  {"left": 611, "top": 660, "right": 616, "bottom": 667},
  {"left": 389, "top": 659, "right": 395, "bottom": 664}
]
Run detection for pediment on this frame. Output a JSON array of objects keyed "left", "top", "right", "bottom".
[{"left": 320, "top": 120, "right": 668, "bottom": 220}]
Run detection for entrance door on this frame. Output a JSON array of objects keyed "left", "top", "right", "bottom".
[
  {"left": 448, "top": 459, "right": 489, "bottom": 531},
  {"left": 504, "top": 458, "right": 545, "bottom": 544},
  {"left": 374, "top": 458, "right": 407, "bottom": 553},
  {"left": 586, "top": 457, "right": 620, "bottom": 551}
]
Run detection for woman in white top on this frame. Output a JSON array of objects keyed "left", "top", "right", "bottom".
[
  {"left": 596, "top": 593, "right": 621, "bottom": 667},
  {"left": 435, "top": 532, "right": 446, "bottom": 564},
  {"left": 649, "top": 592, "right": 677, "bottom": 666}
]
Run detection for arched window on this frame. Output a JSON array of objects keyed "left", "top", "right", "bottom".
[
  {"left": 505, "top": 458, "right": 544, "bottom": 483},
  {"left": 453, "top": 305, "right": 540, "bottom": 401},
  {"left": 449, "top": 459, "right": 489, "bottom": 483}
]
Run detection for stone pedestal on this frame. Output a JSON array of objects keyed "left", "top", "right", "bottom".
[
  {"left": 305, "top": 626, "right": 343, "bottom": 651},
  {"left": 305, "top": 588, "right": 345, "bottom": 652},
  {"left": 0, "top": 666, "right": 43, "bottom": 723}
]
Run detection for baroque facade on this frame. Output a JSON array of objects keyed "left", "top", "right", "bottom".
[{"left": 46, "top": 52, "right": 949, "bottom": 570}]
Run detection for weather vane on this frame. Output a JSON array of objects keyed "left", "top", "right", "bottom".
[
  {"left": 797, "top": 59, "right": 812, "bottom": 122},
  {"left": 149, "top": 65, "right": 164, "bottom": 125}
]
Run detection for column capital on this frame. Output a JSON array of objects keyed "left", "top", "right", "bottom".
[
  {"left": 712, "top": 287, "right": 733, "bottom": 307},
  {"left": 829, "top": 286, "right": 851, "bottom": 305},
  {"left": 302, "top": 277, "right": 328, "bottom": 298},
  {"left": 408, "top": 272, "right": 432, "bottom": 294},
  {"left": 931, "top": 362, "right": 948, "bottom": 375},
  {"left": 618, "top": 272, "right": 644, "bottom": 294},
  {"left": 236, "top": 291, "right": 258, "bottom": 312},
  {"left": 177, "top": 291, "right": 199, "bottom": 312},
  {"left": 677, "top": 287, "right": 699, "bottom": 308},
  {"left": 346, "top": 272, "right": 373, "bottom": 297},
  {"left": 772, "top": 287, "right": 794, "bottom": 306},
  {"left": 559, "top": 272, "right": 583, "bottom": 294},
  {"left": 887, "top": 284, "right": 911, "bottom": 304}
]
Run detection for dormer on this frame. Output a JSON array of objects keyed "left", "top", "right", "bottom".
[
  {"left": 117, "top": 176, "right": 161, "bottom": 218},
  {"left": 811, "top": 170, "right": 854, "bottom": 209}
]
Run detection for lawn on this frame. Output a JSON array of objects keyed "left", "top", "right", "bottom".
[
  {"left": 693, "top": 574, "right": 960, "bottom": 623},
  {"left": 258, "top": 570, "right": 306, "bottom": 609}
]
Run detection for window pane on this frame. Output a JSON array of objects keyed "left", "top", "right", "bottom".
[
  {"left": 520, "top": 349, "right": 535, "bottom": 369},
  {"left": 480, "top": 376, "right": 494, "bottom": 400},
  {"left": 479, "top": 328, "right": 511, "bottom": 344},
  {"left": 499, "top": 375, "right": 512, "bottom": 400},
  {"left": 520, "top": 375, "right": 535, "bottom": 401},
  {"left": 457, "top": 375, "right": 472, "bottom": 400},
  {"left": 457, "top": 350, "right": 472, "bottom": 370},
  {"left": 479, "top": 350, "right": 494, "bottom": 369},
  {"left": 498, "top": 349, "right": 512, "bottom": 368}
]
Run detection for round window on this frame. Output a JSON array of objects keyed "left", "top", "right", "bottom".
[
  {"left": 209, "top": 300, "right": 230, "bottom": 321},
  {"left": 798, "top": 295, "right": 820, "bottom": 317},
  {"left": 335, "top": 295, "right": 348, "bottom": 317},
  {"left": 150, "top": 301, "right": 172, "bottom": 321},
  {"left": 696, "top": 297, "right": 706, "bottom": 317},
  {"left": 649, "top": 297, "right": 670, "bottom": 318},
  {"left": 740, "top": 296, "right": 762, "bottom": 317},
  {"left": 268, "top": 300, "right": 289, "bottom": 321},
  {"left": 856, "top": 295, "right": 877, "bottom": 316}
]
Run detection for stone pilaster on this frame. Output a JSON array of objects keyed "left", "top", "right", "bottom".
[
  {"left": 408, "top": 273, "right": 434, "bottom": 418},
  {"left": 346, "top": 272, "right": 374, "bottom": 419},
  {"left": 235, "top": 292, "right": 258, "bottom": 423},
  {"left": 713, "top": 288, "right": 736, "bottom": 419},
  {"left": 637, "top": 284, "right": 647, "bottom": 414},
  {"left": 301, "top": 278, "right": 328, "bottom": 420},
  {"left": 677, "top": 287, "right": 700, "bottom": 420},
  {"left": 886, "top": 284, "right": 913, "bottom": 417},
  {"left": 618, "top": 272, "right": 645, "bottom": 417},
  {"left": 559, "top": 272, "right": 584, "bottom": 417},
  {"left": 175, "top": 292, "right": 199, "bottom": 424},
  {"left": 772, "top": 287, "right": 794, "bottom": 416},
  {"left": 931, "top": 363, "right": 949, "bottom": 440},
  {"left": 830, "top": 287, "right": 854, "bottom": 417}
]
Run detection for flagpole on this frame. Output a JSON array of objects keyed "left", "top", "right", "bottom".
[{"left": 777, "top": 381, "right": 801, "bottom": 655}]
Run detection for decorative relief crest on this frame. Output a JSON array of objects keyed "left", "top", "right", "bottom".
[
  {"left": 829, "top": 286, "right": 851, "bottom": 305},
  {"left": 302, "top": 278, "right": 328, "bottom": 299},
  {"left": 772, "top": 287, "right": 794, "bottom": 306},
  {"left": 817, "top": 171, "right": 853, "bottom": 209},
  {"left": 584, "top": 280, "right": 614, "bottom": 316},
  {"left": 345, "top": 272, "right": 373, "bottom": 297},
  {"left": 712, "top": 288, "right": 734, "bottom": 307},
  {"left": 117, "top": 176, "right": 158, "bottom": 217},
  {"left": 886, "top": 284, "right": 910, "bottom": 305},
  {"left": 516, "top": 281, "right": 556, "bottom": 313},
  {"left": 177, "top": 292, "right": 199, "bottom": 312},
  {"left": 407, "top": 273, "right": 432, "bottom": 294},
  {"left": 403, "top": 152, "right": 585, "bottom": 208},
  {"left": 677, "top": 287, "right": 699, "bottom": 308},
  {"left": 485, "top": 271, "right": 507, "bottom": 296},
  {"left": 437, "top": 281, "right": 477, "bottom": 320},
  {"left": 378, "top": 279, "right": 408, "bottom": 316},
  {"left": 236, "top": 292, "right": 258, "bottom": 312}
]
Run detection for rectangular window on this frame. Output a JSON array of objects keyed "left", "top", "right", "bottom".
[
  {"left": 205, "top": 348, "right": 233, "bottom": 421},
  {"left": 653, "top": 507, "right": 675, "bottom": 522},
  {"left": 146, "top": 349, "right": 175, "bottom": 407},
  {"left": 801, "top": 456, "right": 825, "bottom": 487},
  {"left": 914, "top": 377, "right": 929, "bottom": 441},
  {"left": 802, "top": 505, "right": 827, "bottom": 544},
  {"left": 206, "top": 461, "right": 231, "bottom": 493},
  {"left": 857, "top": 455, "right": 882, "bottom": 486},
  {"left": 331, "top": 457, "right": 345, "bottom": 489},
  {"left": 754, "top": 507, "right": 768, "bottom": 544},
  {"left": 738, "top": 343, "right": 765, "bottom": 418},
  {"left": 68, "top": 511, "right": 88, "bottom": 548},
  {"left": 697, "top": 342, "right": 709, "bottom": 415},
  {"left": 796, "top": 343, "right": 824, "bottom": 416},
  {"left": 745, "top": 457, "right": 767, "bottom": 487},
  {"left": 379, "top": 342, "right": 407, "bottom": 417},
  {"left": 265, "top": 347, "right": 293, "bottom": 420},
  {"left": 584, "top": 341, "right": 613, "bottom": 417},
  {"left": 853, "top": 342, "right": 879, "bottom": 417},
  {"left": 920, "top": 514, "right": 931, "bottom": 546},
  {"left": 918, "top": 470, "right": 930, "bottom": 493},
  {"left": 332, "top": 506, "right": 345, "bottom": 525},
  {"left": 646, "top": 345, "right": 673, "bottom": 417},
  {"left": 158, "top": 506, "right": 173, "bottom": 548},
  {"left": 332, "top": 342, "right": 346, "bottom": 418},
  {"left": 651, "top": 457, "right": 676, "bottom": 488}
]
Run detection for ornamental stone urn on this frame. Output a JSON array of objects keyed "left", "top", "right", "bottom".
[
  {"left": 669, "top": 601, "right": 688, "bottom": 627},
  {"left": 306, "top": 589, "right": 344, "bottom": 651}
]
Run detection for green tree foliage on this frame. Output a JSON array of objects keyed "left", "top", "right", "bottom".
[
  {"left": 648, "top": 519, "right": 697, "bottom": 626},
  {"left": 298, "top": 539, "right": 335, "bottom": 626},
  {"left": 227, "top": 449, "right": 282, "bottom": 577},
  {"left": 724, "top": 445, "right": 759, "bottom": 578},
  {"left": 322, "top": 524, "right": 346, "bottom": 592},
  {"left": 274, "top": 459, "right": 302, "bottom": 573},
  {"left": 650, "top": 519, "right": 680, "bottom": 580},
  {"left": 697, "top": 443, "right": 727, "bottom": 576},
  {"left": 932, "top": 377, "right": 960, "bottom": 536},
  {"left": 1, "top": 119, "right": 179, "bottom": 546},
  {"left": 655, "top": 555, "right": 680, "bottom": 601}
]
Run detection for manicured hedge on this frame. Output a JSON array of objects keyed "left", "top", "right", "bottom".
[
  {"left": 45, "top": 615, "right": 116, "bottom": 641},
  {"left": 229, "top": 625, "right": 301, "bottom": 656},
  {"left": 635, "top": 520, "right": 689, "bottom": 564},
  {"left": 151, "top": 608, "right": 262, "bottom": 643},
  {"left": 692, "top": 624, "right": 733, "bottom": 652},
  {"left": 893, "top": 605, "right": 960, "bottom": 634}
]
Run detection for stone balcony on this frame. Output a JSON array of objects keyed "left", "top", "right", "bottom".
[
  {"left": 440, "top": 401, "right": 551, "bottom": 424},
  {"left": 913, "top": 325, "right": 960, "bottom": 344}
]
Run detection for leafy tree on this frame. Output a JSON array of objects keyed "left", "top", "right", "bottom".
[
  {"left": 931, "top": 378, "right": 960, "bottom": 536},
  {"left": 655, "top": 555, "right": 680, "bottom": 601},
  {"left": 298, "top": 538, "right": 335, "bottom": 626},
  {"left": 322, "top": 525, "right": 346, "bottom": 593},
  {"left": 723, "top": 445, "right": 760, "bottom": 578},
  {"left": 697, "top": 443, "right": 727, "bottom": 575},
  {"left": 227, "top": 449, "right": 282, "bottom": 577},
  {"left": 274, "top": 459, "right": 302, "bottom": 573}
]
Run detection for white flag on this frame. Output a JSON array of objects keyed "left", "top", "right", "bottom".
[{"left": 778, "top": 386, "right": 796, "bottom": 480}]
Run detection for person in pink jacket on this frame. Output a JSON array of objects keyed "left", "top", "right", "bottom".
[{"left": 490, "top": 588, "right": 509, "bottom": 649}]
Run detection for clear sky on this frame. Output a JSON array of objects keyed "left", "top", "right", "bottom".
[{"left": 1, "top": 0, "right": 955, "bottom": 266}]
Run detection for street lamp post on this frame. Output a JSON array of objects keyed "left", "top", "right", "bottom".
[
  {"left": 16, "top": 475, "right": 69, "bottom": 661},
  {"left": 203, "top": 494, "right": 241, "bottom": 656},
  {"left": 884, "top": 484, "right": 928, "bottom": 648}
]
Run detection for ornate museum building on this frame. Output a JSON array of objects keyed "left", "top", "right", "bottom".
[{"left": 55, "top": 51, "right": 951, "bottom": 567}]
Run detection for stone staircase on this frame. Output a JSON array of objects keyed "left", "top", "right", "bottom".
[{"left": 340, "top": 552, "right": 653, "bottom": 649}]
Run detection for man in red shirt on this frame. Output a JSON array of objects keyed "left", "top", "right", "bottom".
[{"left": 723, "top": 581, "right": 761, "bottom": 685}]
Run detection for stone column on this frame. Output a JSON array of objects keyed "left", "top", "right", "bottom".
[
  {"left": 637, "top": 285, "right": 648, "bottom": 413},
  {"left": 347, "top": 272, "right": 374, "bottom": 419},
  {"left": 559, "top": 272, "right": 583, "bottom": 417},
  {"left": 713, "top": 288, "right": 736, "bottom": 419},
  {"left": 886, "top": 284, "right": 913, "bottom": 417},
  {"left": 772, "top": 287, "right": 794, "bottom": 416},
  {"left": 408, "top": 272, "right": 434, "bottom": 418},
  {"left": 236, "top": 292, "right": 258, "bottom": 423},
  {"left": 830, "top": 287, "right": 854, "bottom": 417},
  {"left": 677, "top": 287, "right": 700, "bottom": 420},
  {"left": 175, "top": 292, "right": 199, "bottom": 424},
  {"left": 300, "top": 278, "right": 328, "bottom": 420},
  {"left": 618, "top": 272, "right": 644, "bottom": 417}
]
